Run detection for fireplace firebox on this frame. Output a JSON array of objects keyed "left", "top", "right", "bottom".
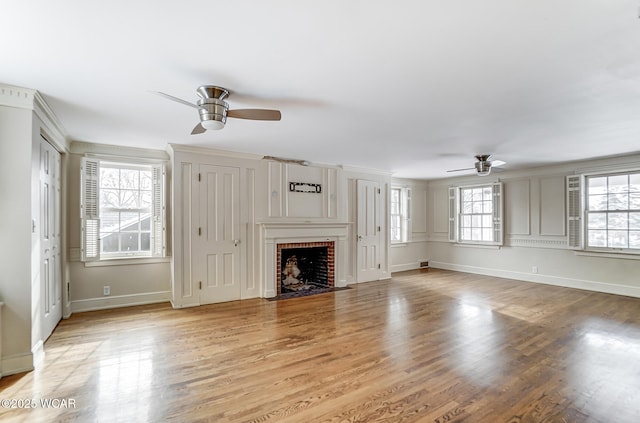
[{"left": 276, "top": 241, "right": 335, "bottom": 296}]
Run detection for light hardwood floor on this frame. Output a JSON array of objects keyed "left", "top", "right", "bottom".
[{"left": 1, "top": 269, "right": 639, "bottom": 422}]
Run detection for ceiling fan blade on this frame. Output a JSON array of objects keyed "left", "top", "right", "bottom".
[
  {"left": 491, "top": 160, "right": 506, "bottom": 167},
  {"left": 154, "top": 91, "right": 200, "bottom": 109},
  {"left": 446, "top": 167, "right": 475, "bottom": 173},
  {"left": 227, "top": 109, "right": 281, "bottom": 121},
  {"left": 191, "top": 123, "right": 206, "bottom": 135}
]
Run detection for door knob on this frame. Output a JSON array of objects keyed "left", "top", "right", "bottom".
[
  {"left": 357, "top": 235, "right": 363, "bottom": 242},
  {"left": 234, "top": 239, "right": 240, "bottom": 247}
]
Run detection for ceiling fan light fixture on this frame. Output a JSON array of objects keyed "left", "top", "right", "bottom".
[
  {"left": 201, "top": 119, "right": 225, "bottom": 131},
  {"left": 198, "top": 98, "right": 228, "bottom": 130}
]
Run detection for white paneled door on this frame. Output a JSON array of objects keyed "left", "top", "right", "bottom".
[
  {"left": 194, "top": 164, "right": 242, "bottom": 304},
  {"left": 356, "top": 179, "right": 381, "bottom": 282},
  {"left": 40, "top": 137, "right": 62, "bottom": 340}
]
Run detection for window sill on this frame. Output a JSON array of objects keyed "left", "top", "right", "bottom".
[
  {"left": 391, "top": 242, "right": 408, "bottom": 248},
  {"left": 575, "top": 250, "right": 640, "bottom": 260},
  {"left": 84, "top": 257, "right": 170, "bottom": 267},
  {"left": 453, "top": 242, "right": 502, "bottom": 250}
]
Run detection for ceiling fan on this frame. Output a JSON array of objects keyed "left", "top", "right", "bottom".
[
  {"left": 155, "top": 85, "right": 281, "bottom": 134},
  {"left": 447, "top": 154, "right": 506, "bottom": 176}
]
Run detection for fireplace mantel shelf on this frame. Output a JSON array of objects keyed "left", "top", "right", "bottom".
[{"left": 257, "top": 221, "right": 352, "bottom": 226}]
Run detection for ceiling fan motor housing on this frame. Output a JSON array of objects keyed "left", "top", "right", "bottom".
[
  {"left": 475, "top": 160, "right": 492, "bottom": 176},
  {"left": 474, "top": 155, "right": 491, "bottom": 176},
  {"left": 196, "top": 85, "right": 230, "bottom": 127},
  {"left": 197, "top": 98, "right": 228, "bottom": 126}
]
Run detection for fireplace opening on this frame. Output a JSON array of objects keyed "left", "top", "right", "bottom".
[{"left": 277, "top": 241, "right": 335, "bottom": 296}]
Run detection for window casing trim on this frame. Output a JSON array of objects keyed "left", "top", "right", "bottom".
[
  {"left": 84, "top": 257, "right": 171, "bottom": 267},
  {"left": 80, "top": 156, "right": 167, "bottom": 262},
  {"left": 448, "top": 182, "right": 503, "bottom": 247},
  {"left": 568, "top": 168, "right": 640, "bottom": 255},
  {"left": 390, "top": 186, "right": 411, "bottom": 244}
]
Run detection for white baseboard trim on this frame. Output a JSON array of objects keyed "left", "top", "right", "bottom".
[
  {"left": 170, "top": 301, "right": 200, "bottom": 309},
  {"left": 1, "top": 352, "right": 34, "bottom": 377},
  {"left": 32, "top": 340, "right": 45, "bottom": 369},
  {"left": 430, "top": 261, "right": 640, "bottom": 298},
  {"left": 70, "top": 291, "right": 171, "bottom": 313},
  {"left": 391, "top": 262, "right": 422, "bottom": 273}
]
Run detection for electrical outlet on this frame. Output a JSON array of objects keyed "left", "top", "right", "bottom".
[
  {"left": 532, "top": 266, "right": 538, "bottom": 274},
  {"left": 103, "top": 286, "right": 110, "bottom": 296}
]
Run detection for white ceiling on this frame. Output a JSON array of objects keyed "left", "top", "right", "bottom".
[{"left": 3, "top": 1, "right": 640, "bottom": 179}]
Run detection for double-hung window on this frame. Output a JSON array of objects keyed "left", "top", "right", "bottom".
[
  {"left": 390, "top": 186, "right": 411, "bottom": 243},
  {"left": 81, "top": 157, "right": 166, "bottom": 261},
  {"left": 572, "top": 171, "right": 640, "bottom": 253},
  {"left": 448, "top": 182, "right": 503, "bottom": 246}
]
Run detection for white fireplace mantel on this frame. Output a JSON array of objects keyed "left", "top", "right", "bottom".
[{"left": 259, "top": 222, "right": 349, "bottom": 297}]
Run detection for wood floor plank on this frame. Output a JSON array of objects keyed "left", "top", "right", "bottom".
[{"left": 1, "top": 269, "right": 639, "bottom": 422}]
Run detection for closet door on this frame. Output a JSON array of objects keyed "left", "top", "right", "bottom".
[
  {"left": 356, "top": 179, "right": 381, "bottom": 282},
  {"left": 40, "top": 137, "right": 62, "bottom": 340},
  {"left": 193, "top": 164, "right": 242, "bottom": 304}
]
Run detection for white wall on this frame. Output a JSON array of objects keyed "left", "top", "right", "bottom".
[
  {"left": 0, "top": 84, "right": 70, "bottom": 376},
  {"left": 424, "top": 154, "right": 640, "bottom": 298},
  {"left": 0, "top": 104, "right": 34, "bottom": 375},
  {"left": 170, "top": 146, "right": 392, "bottom": 306}
]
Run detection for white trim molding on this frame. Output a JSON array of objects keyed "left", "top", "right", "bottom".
[
  {"left": 1, "top": 352, "right": 35, "bottom": 377},
  {"left": 0, "top": 84, "right": 35, "bottom": 109},
  {"left": 0, "top": 83, "right": 70, "bottom": 151},
  {"left": 71, "top": 141, "right": 169, "bottom": 161},
  {"left": 430, "top": 261, "right": 640, "bottom": 298},
  {"left": 168, "top": 143, "right": 263, "bottom": 160},
  {"left": 32, "top": 340, "right": 45, "bottom": 369},
  {"left": 505, "top": 237, "right": 568, "bottom": 249},
  {"left": 70, "top": 291, "right": 171, "bottom": 313},
  {"left": 391, "top": 262, "right": 423, "bottom": 273}
]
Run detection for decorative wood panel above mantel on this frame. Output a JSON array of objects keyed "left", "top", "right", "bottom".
[{"left": 267, "top": 162, "right": 341, "bottom": 220}]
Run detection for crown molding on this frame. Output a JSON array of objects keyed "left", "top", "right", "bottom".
[
  {"left": 70, "top": 141, "right": 169, "bottom": 161},
  {"left": 33, "top": 91, "right": 70, "bottom": 152},
  {"left": 340, "top": 164, "right": 392, "bottom": 177},
  {"left": 168, "top": 143, "right": 263, "bottom": 160},
  {"left": 1, "top": 83, "right": 70, "bottom": 151},
  {"left": 0, "top": 83, "right": 35, "bottom": 109}
]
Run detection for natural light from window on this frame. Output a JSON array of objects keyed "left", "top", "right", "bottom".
[
  {"left": 460, "top": 186, "right": 494, "bottom": 242},
  {"left": 390, "top": 187, "right": 402, "bottom": 242},
  {"left": 99, "top": 163, "right": 153, "bottom": 257},
  {"left": 586, "top": 172, "right": 640, "bottom": 250},
  {"left": 390, "top": 187, "right": 410, "bottom": 243}
]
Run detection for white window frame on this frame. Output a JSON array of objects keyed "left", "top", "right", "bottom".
[
  {"left": 448, "top": 182, "right": 503, "bottom": 246},
  {"left": 81, "top": 156, "right": 166, "bottom": 262},
  {"left": 390, "top": 186, "right": 411, "bottom": 244},
  {"left": 568, "top": 170, "right": 640, "bottom": 255}
]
